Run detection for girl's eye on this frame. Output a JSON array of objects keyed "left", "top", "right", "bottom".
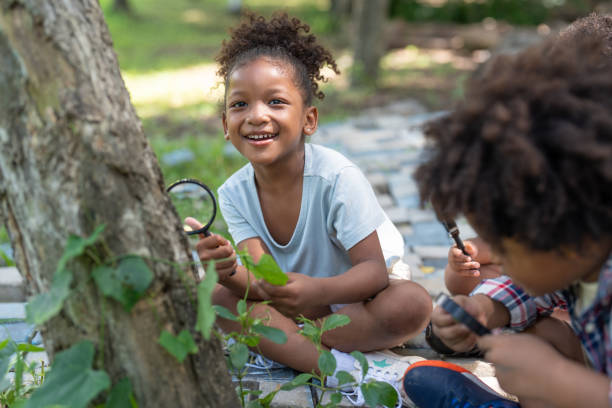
[
  {"left": 269, "top": 99, "right": 284, "bottom": 105},
  {"left": 230, "top": 101, "right": 246, "bottom": 108}
]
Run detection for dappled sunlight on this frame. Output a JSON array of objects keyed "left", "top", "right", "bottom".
[
  {"left": 181, "top": 8, "right": 208, "bottom": 24},
  {"left": 123, "top": 63, "right": 223, "bottom": 118},
  {"left": 382, "top": 45, "right": 478, "bottom": 72}
]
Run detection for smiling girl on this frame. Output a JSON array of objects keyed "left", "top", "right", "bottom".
[{"left": 185, "top": 12, "right": 431, "bottom": 404}]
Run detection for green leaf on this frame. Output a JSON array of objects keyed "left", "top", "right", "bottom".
[
  {"left": 158, "top": 330, "right": 198, "bottom": 363},
  {"left": 280, "top": 373, "right": 313, "bottom": 391},
  {"left": 242, "top": 335, "right": 260, "bottom": 347},
  {"left": 93, "top": 257, "right": 153, "bottom": 312},
  {"left": 236, "top": 299, "right": 247, "bottom": 316},
  {"left": 0, "top": 340, "right": 17, "bottom": 392},
  {"left": 335, "top": 370, "right": 355, "bottom": 386},
  {"left": 57, "top": 225, "right": 105, "bottom": 273},
  {"left": 0, "top": 247, "right": 15, "bottom": 267},
  {"left": 26, "top": 226, "right": 105, "bottom": 326},
  {"left": 330, "top": 392, "right": 343, "bottom": 404},
  {"left": 257, "top": 389, "right": 278, "bottom": 405},
  {"left": 250, "top": 254, "right": 288, "bottom": 286},
  {"left": 351, "top": 351, "right": 368, "bottom": 378},
  {"left": 321, "top": 314, "right": 350, "bottom": 333},
  {"left": 25, "top": 341, "right": 110, "bottom": 408},
  {"left": 252, "top": 324, "right": 287, "bottom": 345},
  {"left": 25, "top": 268, "right": 73, "bottom": 325},
  {"left": 361, "top": 380, "right": 398, "bottom": 408},
  {"left": 299, "top": 321, "right": 320, "bottom": 343},
  {"left": 213, "top": 305, "right": 238, "bottom": 321},
  {"left": 195, "top": 268, "right": 218, "bottom": 340},
  {"left": 106, "top": 378, "right": 138, "bottom": 408},
  {"left": 229, "top": 342, "right": 249, "bottom": 370},
  {"left": 16, "top": 344, "right": 44, "bottom": 353},
  {"left": 318, "top": 350, "right": 336, "bottom": 377}
]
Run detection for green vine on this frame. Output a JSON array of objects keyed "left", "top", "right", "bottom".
[{"left": 0, "top": 226, "right": 398, "bottom": 408}]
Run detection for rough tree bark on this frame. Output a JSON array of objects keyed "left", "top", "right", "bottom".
[
  {"left": 351, "top": 0, "right": 389, "bottom": 87},
  {"left": 0, "top": 1, "right": 238, "bottom": 406}
]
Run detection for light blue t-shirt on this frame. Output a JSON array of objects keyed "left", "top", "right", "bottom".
[{"left": 218, "top": 143, "right": 404, "bottom": 278}]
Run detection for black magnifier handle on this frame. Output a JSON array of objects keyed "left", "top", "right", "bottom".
[
  {"left": 436, "top": 293, "right": 491, "bottom": 336},
  {"left": 441, "top": 219, "right": 470, "bottom": 257}
]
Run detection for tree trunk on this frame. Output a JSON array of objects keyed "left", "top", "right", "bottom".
[
  {"left": 0, "top": 1, "right": 238, "bottom": 407},
  {"left": 351, "top": 0, "right": 389, "bottom": 87}
]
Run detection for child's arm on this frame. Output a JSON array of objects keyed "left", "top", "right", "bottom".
[
  {"left": 432, "top": 276, "right": 566, "bottom": 352},
  {"left": 254, "top": 230, "right": 388, "bottom": 318},
  {"left": 479, "top": 333, "right": 610, "bottom": 407}
]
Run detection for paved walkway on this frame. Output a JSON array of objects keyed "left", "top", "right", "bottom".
[{"left": 0, "top": 99, "right": 504, "bottom": 407}]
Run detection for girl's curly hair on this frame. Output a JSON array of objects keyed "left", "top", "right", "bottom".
[
  {"left": 414, "top": 25, "right": 612, "bottom": 252},
  {"left": 216, "top": 12, "right": 339, "bottom": 106}
]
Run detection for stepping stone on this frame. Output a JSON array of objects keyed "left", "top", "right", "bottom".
[
  {"left": 367, "top": 173, "right": 390, "bottom": 194},
  {"left": 161, "top": 148, "right": 195, "bottom": 166},
  {"left": 376, "top": 193, "right": 394, "bottom": 209},
  {"left": 404, "top": 221, "right": 451, "bottom": 247},
  {"left": 0, "top": 267, "right": 25, "bottom": 302},
  {"left": 412, "top": 246, "right": 451, "bottom": 260},
  {"left": 385, "top": 207, "right": 411, "bottom": 225}
]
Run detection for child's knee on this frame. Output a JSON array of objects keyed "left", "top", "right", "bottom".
[{"left": 385, "top": 282, "right": 432, "bottom": 331}]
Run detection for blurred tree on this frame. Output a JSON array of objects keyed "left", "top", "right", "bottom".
[
  {"left": 351, "top": 0, "right": 390, "bottom": 87},
  {"left": 0, "top": 1, "right": 238, "bottom": 406},
  {"left": 113, "top": 0, "right": 130, "bottom": 13},
  {"left": 330, "top": 0, "right": 352, "bottom": 18}
]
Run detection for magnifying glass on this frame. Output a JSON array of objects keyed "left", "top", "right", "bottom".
[{"left": 166, "top": 178, "right": 217, "bottom": 237}]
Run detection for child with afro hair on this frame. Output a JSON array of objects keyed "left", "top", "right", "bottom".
[
  {"left": 186, "top": 12, "right": 432, "bottom": 404},
  {"left": 416, "top": 13, "right": 612, "bottom": 407}
]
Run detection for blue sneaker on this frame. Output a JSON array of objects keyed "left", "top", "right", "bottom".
[{"left": 402, "top": 360, "right": 520, "bottom": 408}]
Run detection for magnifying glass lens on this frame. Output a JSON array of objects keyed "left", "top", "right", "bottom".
[{"left": 166, "top": 180, "right": 216, "bottom": 236}]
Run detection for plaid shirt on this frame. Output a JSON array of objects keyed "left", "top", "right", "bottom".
[{"left": 471, "top": 254, "right": 612, "bottom": 405}]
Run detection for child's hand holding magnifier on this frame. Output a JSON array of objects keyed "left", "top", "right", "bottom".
[
  {"left": 184, "top": 217, "right": 237, "bottom": 281},
  {"left": 166, "top": 178, "right": 237, "bottom": 280}
]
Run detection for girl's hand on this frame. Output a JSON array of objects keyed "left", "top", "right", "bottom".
[
  {"left": 431, "top": 294, "right": 485, "bottom": 352},
  {"left": 184, "top": 217, "right": 237, "bottom": 280},
  {"left": 478, "top": 333, "right": 566, "bottom": 403},
  {"left": 447, "top": 240, "right": 481, "bottom": 277},
  {"left": 254, "top": 272, "right": 318, "bottom": 318}
]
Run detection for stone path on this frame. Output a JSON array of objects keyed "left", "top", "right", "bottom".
[{"left": 0, "top": 99, "right": 503, "bottom": 407}]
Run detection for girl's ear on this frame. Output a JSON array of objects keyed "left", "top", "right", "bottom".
[
  {"left": 222, "top": 112, "right": 229, "bottom": 140},
  {"left": 303, "top": 106, "right": 318, "bottom": 136}
]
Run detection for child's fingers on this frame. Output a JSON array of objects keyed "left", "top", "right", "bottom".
[
  {"left": 463, "top": 240, "right": 478, "bottom": 258},
  {"left": 454, "top": 267, "right": 481, "bottom": 277},
  {"left": 214, "top": 258, "right": 237, "bottom": 272},
  {"left": 196, "top": 240, "right": 235, "bottom": 261},
  {"left": 184, "top": 216, "right": 204, "bottom": 230},
  {"left": 449, "top": 247, "right": 472, "bottom": 263},
  {"left": 452, "top": 260, "right": 480, "bottom": 270}
]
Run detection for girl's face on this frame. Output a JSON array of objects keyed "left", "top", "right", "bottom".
[{"left": 222, "top": 57, "right": 317, "bottom": 169}]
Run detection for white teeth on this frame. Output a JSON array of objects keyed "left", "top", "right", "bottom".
[{"left": 246, "top": 134, "right": 275, "bottom": 140}]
